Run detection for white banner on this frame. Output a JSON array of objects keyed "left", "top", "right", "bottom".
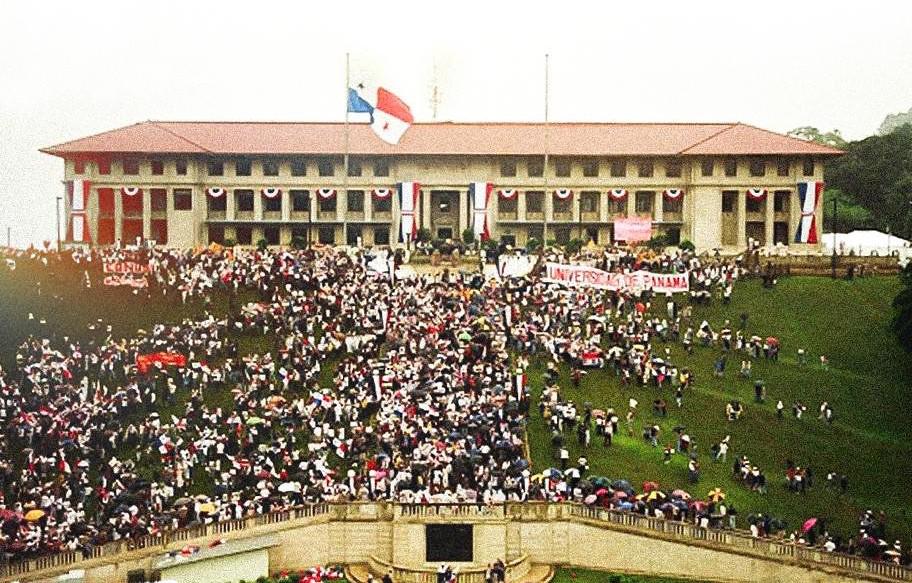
[
  {"left": 498, "top": 254, "right": 538, "bottom": 278},
  {"left": 543, "top": 263, "right": 689, "bottom": 293}
]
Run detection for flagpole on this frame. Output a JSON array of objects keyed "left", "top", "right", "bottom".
[
  {"left": 343, "top": 52, "right": 350, "bottom": 247},
  {"left": 542, "top": 53, "right": 550, "bottom": 246}
]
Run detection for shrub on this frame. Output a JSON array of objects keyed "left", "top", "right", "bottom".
[
  {"left": 223, "top": 238, "right": 237, "bottom": 248},
  {"left": 526, "top": 237, "right": 542, "bottom": 253},
  {"left": 565, "top": 238, "right": 584, "bottom": 254},
  {"left": 645, "top": 234, "right": 669, "bottom": 251},
  {"left": 256, "top": 238, "right": 268, "bottom": 251},
  {"left": 416, "top": 228, "right": 432, "bottom": 243},
  {"left": 678, "top": 239, "right": 696, "bottom": 252},
  {"left": 291, "top": 235, "right": 308, "bottom": 250},
  {"left": 462, "top": 228, "right": 476, "bottom": 245}
]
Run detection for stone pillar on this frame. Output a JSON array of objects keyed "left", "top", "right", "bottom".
[
  {"left": 226, "top": 190, "right": 236, "bottom": 221},
  {"left": 422, "top": 189, "right": 432, "bottom": 231},
  {"left": 337, "top": 190, "right": 347, "bottom": 223},
  {"left": 626, "top": 191, "right": 636, "bottom": 218},
  {"left": 281, "top": 190, "right": 291, "bottom": 221},
  {"left": 142, "top": 189, "right": 152, "bottom": 239},
  {"left": 654, "top": 191, "right": 664, "bottom": 223},
  {"left": 765, "top": 194, "right": 775, "bottom": 247},
  {"left": 458, "top": 189, "right": 468, "bottom": 238},
  {"left": 114, "top": 190, "right": 123, "bottom": 243},
  {"left": 737, "top": 190, "right": 747, "bottom": 248},
  {"left": 253, "top": 189, "right": 263, "bottom": 221},
  {"left": 392, "top": 188, "right": 402, "bottom": 247},
  {"left": 789, "top": 190, "right": 801, "bottom": 247},
  {"left": 364, "top": 191, "right": 373, "bottom": 223},
  {"left": 517, "top": 191, "right": 527, "bottom": 219},
  {"left": 599, "top": 191, "right": 609, "bottom": 223},
  {"left": 545, "top": 191, "right": 554, "bottom": 223}
]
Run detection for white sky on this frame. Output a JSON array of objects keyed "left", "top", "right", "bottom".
[{"left": 1, "top": 0, "right": 911, "bottom": 247}]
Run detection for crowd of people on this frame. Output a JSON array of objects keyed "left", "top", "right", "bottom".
[{"left": 0, "top": 243, "right": 906, "bottom": 569}]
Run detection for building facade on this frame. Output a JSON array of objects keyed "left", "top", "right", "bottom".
[{"left": 42, "top": 121, "right": 842, "bottom": 252}]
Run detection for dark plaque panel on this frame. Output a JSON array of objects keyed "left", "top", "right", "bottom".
[{"left": 426, "top": 524, "right": 473, "bottom": 562}]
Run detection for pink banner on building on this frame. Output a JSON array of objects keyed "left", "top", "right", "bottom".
[
  {"left": 543, "top": 263, "right": 690, "bottom": 293},
  {"left": 614, "top": 218, "right": 653, "bottom": 242}
]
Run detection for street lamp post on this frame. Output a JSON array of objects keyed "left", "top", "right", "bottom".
[
  {"left": 830, "top": 196, "right": 838, "bottom": 279},
  {"left": 56, "top": 196, "right": 63, "bottom": 252}
]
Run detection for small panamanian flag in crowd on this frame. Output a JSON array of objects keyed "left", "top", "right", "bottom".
[{"left": 348, "top": 85, "right": 414, "bottom": 145}]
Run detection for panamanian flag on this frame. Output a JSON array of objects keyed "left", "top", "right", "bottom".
[
  {"left": 795, "top": 181, "right": 823, "bottom": 244},
  {"left": 348, "top": 85, "right": 414, "bottom": 145}
]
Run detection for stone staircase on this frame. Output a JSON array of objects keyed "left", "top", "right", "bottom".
[{"left": 344, "top": 562, "right": 554, "bottom": 583}]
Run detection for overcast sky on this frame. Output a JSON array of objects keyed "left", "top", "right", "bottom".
[{"left": 1, "top": 0, "right": 910, "bottom": 247}]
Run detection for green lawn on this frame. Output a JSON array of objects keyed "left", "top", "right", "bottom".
[
  {"left": 552, "top": 567, "right": 702, "bottom": 583},
  {"left": 527, "top": 276, "right": 912, "bottom": 539}
]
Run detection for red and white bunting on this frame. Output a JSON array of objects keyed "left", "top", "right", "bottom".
[
  {"left": 498, "top": 189, "right": 518, "bottom": 199},
  {"left": 261, "top": 187, "right": 282, "bottom": 198},
  {"left": 121, "top": 187, "right": 142, "bottom": 197},
  {"left": 554, "top": 189, "right": 573, "bottom": 200},
  {"left": 206, "top": 187, "right": 227, "bottom": 198},
  {"left": 747, "top": 188, "right": 768, "bottom": 200},
  {"left": 663, "top": 188, "right": 685, "bottom": 200},
  {"left": 609, "top": 189, "right": 628, "bottom": 200},
  {"left": 372, "top": 188, "right": 393, "bottom": 199},
  {"left": 317, "top": 188, "right": 337, "bottom": 200}
]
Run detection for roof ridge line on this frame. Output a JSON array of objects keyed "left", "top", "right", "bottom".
[
  {"left": 734, "top": 122, "right": 844, "bottom": 153},
  {"left": 677, "top": 123, "right": 738, "bottom": 155},
  {"left": 38, "top": 121, "right": 149, "bottom": 154},
  {"left": 149, "top": 122, "right": 213, "bottom": 154}
]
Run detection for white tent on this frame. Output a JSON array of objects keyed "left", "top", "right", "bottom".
[{"left": 823, "top": 230, "right": 912, "bottom": 261}]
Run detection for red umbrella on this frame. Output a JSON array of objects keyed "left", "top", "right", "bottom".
[
  {"left": 595, "top": 488, "right": 609, "bottom": 497},
  {"left": 612, "top": 491, "right": 628, "bottom": 500},
  {"left": 802, "top": 518, "right": 818, "bottom": 533},
  {"left": 584, "top": 494, "right": 598, "bottom": 505},
  {"left": 643, "top": 481, "right": 659, "bottom": 493},
  {"left": 689, "top": 500, "right": 707, "bottom": 511},
  {"left": 766, "top": 337, "right": 779, "bottom": 346}
]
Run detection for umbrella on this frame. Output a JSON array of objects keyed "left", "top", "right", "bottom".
[
  {"left": 278, "top": 482, "right": 299, "bottom": 493},
  {"left": 584, "top": 494, "right": 598, "bottom": 505},
  {"left": 0, "top": 509, "right": 21, "bottom": 520},
  {"left": 646, "top": 490, "right": 667, "bottom": 502},
  {"left": 595, "top": 488, "right": 609, "bottom": 497},
  {"left": 707, "top": 488, "right": 726, "bottom": 501},
  {"left": 611, "top": 491, "right": 628, "bottom": 500},
  {"left": 642, "top": 480, "right": 660, "bottom": 493},
  {"left": 590, "top": 476, "right": 611, "bottom": 488},
  {"left": 246, "top": 416, "right": 266, "bottom": 426},
  {"left": 24, "top": 509, "right": 45, "bottom": 522},
  {"left": 671, "top": 489, "right": 691, "bottom": 500},
  {"left": 689, "top": 500, "right": 707, "bottom": 511},
  {"left": 612, "top": 479, "right": 632, "bottom": 492},
  {"left": 802, "top": 518, "right": 818, "bottom": 533},
  {"left": 172, "top": 497, "right": 192, "bottom": 506},
  {"left": 546, "top": 468, "right": 562, "bottom": 479},
  {"left": 766, "top": 337, "right": 779, "bottom": 347}
]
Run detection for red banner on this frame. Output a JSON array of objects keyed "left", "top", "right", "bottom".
[
  {"left": 136, "top": 352, "right": 187, "bottom": 373},
  {"left": 543, "top": 263, "right": 690, "bottom": 293}
]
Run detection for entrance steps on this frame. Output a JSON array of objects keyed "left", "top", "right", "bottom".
[{"left": 344, "top": 562, "right": 553, "bottom": 583}]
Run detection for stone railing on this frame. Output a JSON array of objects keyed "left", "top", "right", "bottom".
[
  {"left": 1, "top": 502, "right": 909, "bottom": 582},
  {"left": 367, "top": 553, "right": 529, "bottom": 583}
]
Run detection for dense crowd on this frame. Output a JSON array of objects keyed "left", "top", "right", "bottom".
[{"left": 0, "top": 244, "right": 906, "bottom": 568}]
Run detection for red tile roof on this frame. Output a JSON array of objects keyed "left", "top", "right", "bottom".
[{"left": 40, "top": 121, "right": 843, "bottom": 157}]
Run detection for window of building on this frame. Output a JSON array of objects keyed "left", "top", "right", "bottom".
[
  {"left": 581, "top": 191, "right": 599, "bottom": 213},
  {"left": 98, "top": 188, "right": 115, "bottom": 215},
  {"left": 526, "top": 191, "right": 544, "bottom": 213},
  {"left": 374, "top": 196, "right": 391, "bottom": 213},
  {"left": 207, "top": 160, "right": 223, "bottom": 176},
  {"left": 724, "top": 158, "right": 737, "bottom": 177},
  {"left": 527, "top": 157, "right": 544, "bottom": 177},
  {"left": 291, "top": 190, "right": 310, "bottom": 212},
  {"left": 122, "top": 159, "right": 139, "bottom": 175},
  {"left": 207, "top": 224, "right": 225, "bottom": 244},
  {"left": 208, "top": 193, "right": 227, "bottom": 212},
  {"left": 97, "top": 159, "right": 111, "bottom": 175},
  {"left": 554, "top": 227, "right": 571, "bottom": 245},
  {"left": 555, "top": 159, "right": 571, "bottom": 177},
  {"left": 746, "top": 197, "right": 763, "bottom": 213},
  {"left": 701, "top": 159, "right": 714, "bottom": 177},
  {"left": 610, "top": 159, "right": 626, "bottom": 178},
  {"left": 318, "top": 227, "right": 335, "bottom": 244},
  {"left": 638, "top": 161, "right": 654, "bottom": 178},
  {"left": 347, "top": 190, "right": 364, "bottom": 213},
  {"left": 373, "top": 159, "right": 389, "bottom": 177},
  {"left": 582, "top": 159, "right": 599, "bottom": 178},
  {"left": 347, "top": 158, "right": 362, "bottom": 177},
  {"left": 151, "top": 160, "right": 164, "bottom": 175},
  {"left": 774, "top": 190, "right": 790, "bottom": 212},
  {"left": 500, "top": 159, "right": 517, "bottom": 177},
  {"left": 235, "top": 158, "right": 251, "bottom": 176},
  {"left": 319, "top": 195, "right": 336, "bottom": 213},
  {"left": 173, "top": 189, "right": 192, "bottom": 210},
  {"left": 803, "top": 158, "right": 815, "bottom": 176},
  {"left": 553, "top": 195, "right": 571, "bottom": 214},
  {"left": 291, "top": 158, "right": 307, "bottom": 176},
  {"left": 262, "top": 159, "right": 279, "bottom": 176},
  {"left": 318, "top": 158, "right": 335, "bottom": 177},
  {"left": 607, "top": 198, "right": 625, "bottom": 214},
  {"left": 263, "top": 193, "right": 281, "bottom": 212},
  {"left": 374, "top": 227, "right": 390, "bottom": 245},
  {"left": 777, "top": 159, "right": 790, "bottom": 177},
  {"left": 347, "top": 225, "right": 362, "bottom": 246},
  {"left": 150, "top": 188, "right": 167, "bottom": 211},
  {"left": 264, "top": 226, "right": 280, "bottom": 245},
  {"left": 663, "top": 196, "right": 682, "bottom": 214},
  {"left": 499, "top": 196, "right": 517, "bottom": 214},
  {"left": 175, "top": 159, "right": 187, "bottom": 175},
  {"left": 236, "top": 190, "right": 254, "bottom": 212},
  {"left": 236, "top": 225, "right": 252, "bottom": 245},
  {"left": 72, "top": 159, "right": 84, "bottom": 174},
  {"left": 665, "top": 160, "right": 682, "bottom": 178},
  {"left": 749, "top": 159, "right": 766, "bottom": 177},
  {"left": 722, "top": 190, "right": 737, "bottom": 213},
  {"left": 635, "top": 191, "right": 654, "bottom": 214}
]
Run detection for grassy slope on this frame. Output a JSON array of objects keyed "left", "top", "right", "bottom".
[
  {"left": 552, "top": 567, "right": 701, "bottom": 583},
  {"left": 527, "top": 276, "right": 912, "bottom": 539}
]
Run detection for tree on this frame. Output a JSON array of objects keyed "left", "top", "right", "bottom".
[
  {"left": 461, "top": 228, "right": 476, "bottom": 245},
  {"left": 878, "top": 108, "right": 912, "bottom": 136},
  {"left": 892, "top": 262, "right": 912, "bottom": 352},
  {"left": 787, "top": 126, "right": 848, "bottom": 149},
  {"left": 821, "top": 188, "right": 873, "bottom": 233}
]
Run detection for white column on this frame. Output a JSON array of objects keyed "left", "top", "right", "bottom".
[
  {"left": 626, "top": 191, "right": 636, "bottom": 218},
  {"left": 765, "top": 194, "right": 774, "bottom": 246},
  {"left": 337, "top": 190, "right": 347, "bottom": 223},
  {"left": 253, "top": 189, "right": 263, "bottom": 221},
  {"left": 599, "top": 191, "right": 609, "bottom": 223},
  {"left": 458, "top": 189, "right": 468, "bottom": 238},
  {"left": 654, "top": 191, "right": 664, "bottom": 223},
  {"left": 737, "top": 190, "right": 747, "bottom": 248},
  {"left": 364, "top": 191, "right": 373, "bottom": 222},
  {"left": 114, "top": 190, "right": 123, "bottom": 243},
  {"left": 226, "top": 190, "right": 236, "bottom": 221},
  {"left": 281, "top": 190, "right": 290, "bottom": 221},
  {"left": 142, "top": 189, "right": 151, "bottom": 239},
  {"left": 422, "top": 189, "right": 432, "bottom": 231}
]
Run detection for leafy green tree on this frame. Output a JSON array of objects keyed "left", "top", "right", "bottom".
[
  {"left": 821, "top": 188, "right": 873, "bottom": 233},
  {"left": 878, "top": 108, "right": 912, "bottom": 136},
  {"left": 462, "top": 227, "right": 476, "bottom": 245},
  {"left": 788, "top": 126, "right": 848, "bottom": 149}
]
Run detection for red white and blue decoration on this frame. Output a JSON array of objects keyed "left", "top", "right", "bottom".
[
  {"left": 398, "top": 182, "right": 421, "bottom": 243},
  {"left": 554, "top": 189, "right": 573, "bottom": 200},
  {"left": 795, "top": 181, "right": 823, "bottom": 244},
  {"left": 348, "top": 85, "right": 414, "bottom": 145},
  {"left": 498, "top": 189, "right": 518, "bottom": 199},
  {"left": 316, "top": 188, "right": 337, "bottom": 200},
  {"left": 746, "top": 188, "right": 767, "bottom": 200},
  {"left": 205, "top": 187, "right": 227, "bottom": 198},
  {"left": 469, "top": 182, "right": 493, "bottom": 241},
  {"left": 371, "top": 188, "right": 393, "bottom": 199},
  {"left": 663, "top": 188, "right": 685, "bottom": 200},
  {"left": 121, "top": 187, "right": 141, "bottom": 197},
  {"left": 609, "top": 189, "right": 628, "bottom": 200},
  {"left": 66, "top": 179, "right": 91, "bottom": 243},
  {"left": 261, "top": 187, "right": 282, "bottom": 198}
]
